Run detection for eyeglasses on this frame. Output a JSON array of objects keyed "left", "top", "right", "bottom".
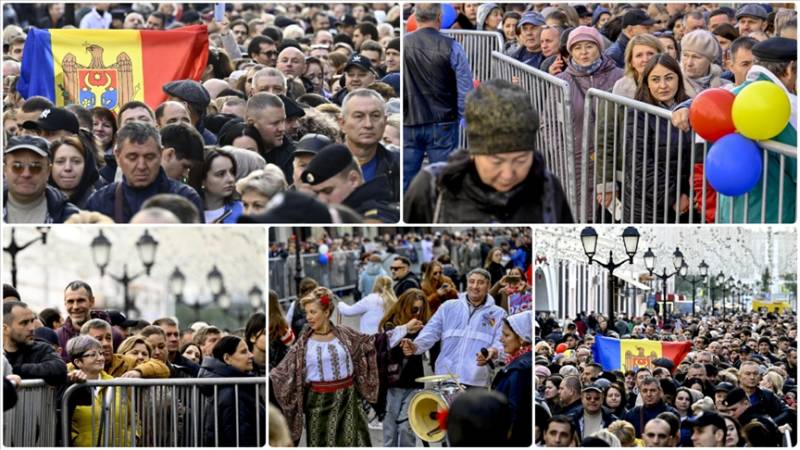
[
  {"left": 7, "top": 161, "right": 48, "bottom": 175},
  {"left": 80, "top": 351, "right": 101, "bottom": 359},
  {"left": 390, "top": 266, "right": 406, "bottom": 271},
  {"left": 260, "top": 50, "right": 278, "bottom": 58}
]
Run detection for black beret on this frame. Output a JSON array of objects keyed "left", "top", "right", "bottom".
[
  {"left": 279, "top": 95, "right": 306, "bottom": 119},
  {"left": 301, "top": 144, "right": 356, "bottom": 185},
  {"left": 752, "top": 37, "right": 797, "bottom": 63},
  {"left": 163, "top": 80, "right": 210, "bottom": 108}
]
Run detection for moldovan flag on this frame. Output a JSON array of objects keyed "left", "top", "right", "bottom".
[
  {"left": 18, "top": 26, "right": 208, "bottom": 113},
  {"left": 592, "top": 335, "right": 691, "bottom": 372}
]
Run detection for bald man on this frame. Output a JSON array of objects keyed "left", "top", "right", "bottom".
[{"left": 276, "top": 47, "right": 306, "bottom": 78}]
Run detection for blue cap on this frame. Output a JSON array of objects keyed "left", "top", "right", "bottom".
[{"left": 518, "top": 12, "right": 546, "bottom": 29}]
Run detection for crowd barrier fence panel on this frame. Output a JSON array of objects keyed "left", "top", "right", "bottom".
[
  {"left": 490, "top": 51, "right": 577, "bottom": 210},
  {"left": 270, "top": 251, "right": 360, "bottom": 305},
  {"left": 58, "top": 377, "right": 264, "bottom": 447},
  {"left": 580, "top": 88, "right": 796, "bottom": 224},
  {"left": 441, "top": 30, "right": 504, "bottom": 149},
  {"left": 3, "top": 379, "right": 57, "bottom": 447}
]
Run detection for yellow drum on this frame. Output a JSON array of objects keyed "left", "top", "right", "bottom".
[{"left": 408, "top": 383, "right": 461, "bottom": 443}]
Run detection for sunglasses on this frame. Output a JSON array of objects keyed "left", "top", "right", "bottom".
[
  {"left": 7, "top": 161, "right": 47, "bottom": 175},
  {"left": 411, "top": 306, "right": 421, "bottom": 314},
  {"left": 390, "top": 266, "right": 406, "bottom": 271}
]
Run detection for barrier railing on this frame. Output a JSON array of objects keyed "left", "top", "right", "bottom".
[
  {"left": 580, "top": 88, "right": 796, "bottom": 224},
  {"left": 442, "top": 29, "right": 504, "bottom": 149},
  {"left": 59, "top": 377, "right": 264, "bottom": 447},
  {"left": 490, "top": 51, "right": 577, "bottom": 210},
  {"left": 3, "top": 379, "right": 57, "bottom": 447},
  {"left": 269, "top": 250, "right": 360, "bottom": 303}
]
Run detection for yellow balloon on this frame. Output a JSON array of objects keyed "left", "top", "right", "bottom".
[{"left": 732, "top": 80, "right": 791, "bottom": 141}]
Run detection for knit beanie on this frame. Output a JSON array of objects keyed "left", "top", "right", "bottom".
[
  {"left": 567, "top": 25, "right": 605, "bottom": 51},
  {"left": 681, "top": 29, "right": 720, "bottom": 63},
  {"left": 465, "top": 79, "right": 539, "bottom": 155}
]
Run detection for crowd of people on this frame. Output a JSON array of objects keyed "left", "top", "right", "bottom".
[
  {"left": 268, "top": 227, "right": 534, "bottom": 446},
  {"left": 3, "top": 3, "right": 401, "bottom": 224},
  {"left": 2, "top": 281, "right": 266, "bottom": 446},
  {"left": 534, "top": 308, "right": 798, "bottom": 447},
  {"left": 403, "top": 2, "right": 797, "bottom": 224}
]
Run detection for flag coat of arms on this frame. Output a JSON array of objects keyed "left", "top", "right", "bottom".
[
  {"left": 592, "top": 335, "right": 692, "bottom": 372},
  {"left": 18, "top": 25, "right": 208, "bottom": 113}
]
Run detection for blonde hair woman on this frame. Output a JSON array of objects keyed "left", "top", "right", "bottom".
[
  {"left": 117, "top": 335, "right": 153, "bottom": 365},
  {"left": 761, "top": 371, "right": 785, "bottom": 395},
  {"left": 337, "top": 275, "right": 398, "bottom": 334},
  {"left": 612, "top": 34, "right": 665, "bottom": 98}
]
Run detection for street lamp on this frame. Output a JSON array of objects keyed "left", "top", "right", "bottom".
[
  {"left": 169, "top": 267, "right": 186, "bottom": 312},
  {"left": 644, "top": 247, "right": 684, "bottom": 325},
  {"left": 580, "top": 226, "right": 640, "bottom": 324},
  {"left": 90, "top": 230, "right": 159, "bottom": 317},
  {"left": 4, "top": 227, "right": 49, "bottom": 287},
  {"left": 681, "top": 260, "right": 708, "bottom": 316},
  {"left": 249, "top": 286, "right": 264, "bottom": 310}
]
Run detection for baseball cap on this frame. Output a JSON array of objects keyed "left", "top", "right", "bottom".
[
  {"left": 714, "top": 381, "right": 735, "bottom": 393},
  {"left": 4, "top": 135, "right": 50, "bottom": 158},
  {"left": 622, "top": 9, "right": 655, "bottom": 27},
  {"left": 294, "top": 134, "right": 333, "bottom": 156},
  {"left": 344, "top": 54, "right": 375, "bottom": 74},
  {"left": 582, "top": 383, "right": 603, "bottom": 394},
  {"left": 686, "top": 412, "right": 727, "bottom": 431},
  {"left": 21, "top": 107, "right": 80, "bottom": 135},
  {"left": 517, "top": 12, "right": 546, "bottom": 28}
]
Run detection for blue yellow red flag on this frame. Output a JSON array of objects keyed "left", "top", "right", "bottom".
[{"left": 592, "top": 335, "right": 692, "bottom": 372}]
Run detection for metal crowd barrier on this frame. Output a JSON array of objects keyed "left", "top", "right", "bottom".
[
  {"left": 442, "top": 29, "right": 504, "bottom": 149},
  {"left": 59, "top": 377, "right": 264, "bottom": 447},
  {"left": 269, "top": 250, "right": 360, "bottom": 302},
  {"left": 580, "top": 88, "right": 797, "bottom": 224},
  {"left": 3, "top": 379, "right": 57, "bottom": 447},
  {"left": 490, "top": 51, "right": 577, "bottom": 210}
]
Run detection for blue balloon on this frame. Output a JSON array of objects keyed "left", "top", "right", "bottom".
[
  {"left": 706, "top": 133, "right": 762, "bottom": 196},
  {"left": 319, "top": 253, "right": 329, "bottom": 265},
  {"left": 441, "top": 4, "right": 457, "bottom": 29}
]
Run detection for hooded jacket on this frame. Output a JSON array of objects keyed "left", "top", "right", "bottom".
[
  {"left": 403, "top": 150, "right": 574, "bottom": 223},
  {"left": 3, "top": 185, "right": 80, "bottom": 224},
  {"left": 410, "top": 292, "right": 507, "bottom": 387},
  {"left": 85, "top": 168, "right": 203, "bottom": 223},
  {"left": 198, "top": 357, "right": 266, "bottom": 447},
  {"left": 358, "top": 261, "right": 388, "bottom": 297},
  {"left": 557, "top": 56, "right": 623, "bottom": 220}
]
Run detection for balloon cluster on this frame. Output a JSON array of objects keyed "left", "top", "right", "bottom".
[
  {"left": 689, "top": 82, "right": 791, "bottom": 196},
  {"left": 406, "top": 3, "right": 457, "bottom": 32}
]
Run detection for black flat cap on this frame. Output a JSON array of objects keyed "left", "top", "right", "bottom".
[
  {"left": 736, "top": 4, "right": 768, "bottom": 21},
  {"left": 723, "top": 387, "right": 747, "bottom": 407},
  {"left": 622, "top": 9, "right": 655, "bottom": 27},
  {"left": 294, "top": 133, "right": 333, "bottom": 156},
  {"left": 279, "top": 95, "right": 306, "bottom": 119},
  {"left": 752, "top": 37, "right": 797, "bottom": 63},
  {"left": 163, "top": 80, "right": 211, "bottom": 108},
  {"left": 301, "top": 144, "right": 356, "bottom": 185},
  {"left": 21, "top": 107, "right": 79, "bottom": 135}
]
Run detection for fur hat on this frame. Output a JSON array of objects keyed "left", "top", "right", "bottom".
[{"left": 465, "top": 79, "right": 539, "bottom": 155}]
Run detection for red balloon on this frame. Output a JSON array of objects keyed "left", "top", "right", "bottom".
[
  {"left": 406, "top": 14, "right": 418, "bottom": 32},
  {"left": 555, "top": 343, "right": 568, "bottom": 354},
  {"left": 689, "top": 88, "right": 736, "bottom": 142}
]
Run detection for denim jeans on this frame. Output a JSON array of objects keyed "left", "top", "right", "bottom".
[
  {"left": 383, "top": 387, "right": 418, "bottom": 447},
  {"left": 403, "top": 121, "right": 460, "bottom": 191}
]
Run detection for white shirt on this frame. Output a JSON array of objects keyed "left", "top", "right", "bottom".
[
  {"left": 304, "top": 337, "right": 353, "bottom": 382},
  {"left": 336, "top": 293, "right": 387, "bottom": 334},
  {"left": 79, "top": 8, "right": 112, "bottom": 29},
  {"left": 204, "top": 207, "right": 225, "bottom": 224}
]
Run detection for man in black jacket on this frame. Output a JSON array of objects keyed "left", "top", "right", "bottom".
[
  {"left": 340, "top": 88, "right": 400, "bottom": 203},
  {"left": 3, "top": 301, "right": 67, "bottom": 386},
  {"left": 246, "top": 92, "right": 296, "bottom": 182},
  {"left": 737, "top": 360, "right": 792, "bottom": 426},
  {"left": 623, "top": 376, "right": 679, "bottom": 437},
  {"left": 391, "top": 256, "right": 420, "bottom": 297}
]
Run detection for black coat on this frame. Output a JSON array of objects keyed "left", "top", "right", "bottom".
[
  {"left": 623, "top": 400, "right": 679, "bottom": 437},
  {"left": 404, "top": 150, "right": 574, "bottom": 223},
  {"left": 372, "top": 144, "right": 401, "bottom": 204},
  {"left": 343, "top": 174, "right": 400, "bottom": 223},
  {"left": 197, "top": 357, "right": 266, "bottom": 447},
  {"left": 622, "top": 109, "right": 693, "bottom": 223},
  {"left": 491, "top": 352, "right": 532, "bottom": 447},
  {"left": 262, "top": 138, "right": 296, "bottom": 183},
  {"left": 6, "top": 340, "right": 67, "bottom": 386},
  {"left": 393, "top": 272, "right": 421, "bottom": 297}
]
